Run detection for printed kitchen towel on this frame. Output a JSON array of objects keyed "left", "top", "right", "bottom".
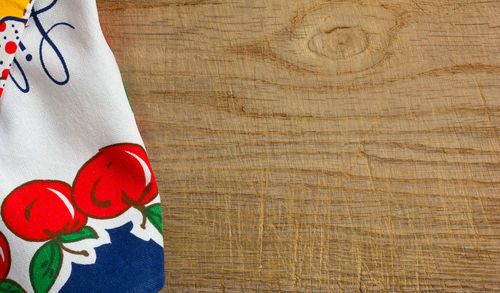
[{"left": 0, "top": 0, "right": 165, "bottom": 293}]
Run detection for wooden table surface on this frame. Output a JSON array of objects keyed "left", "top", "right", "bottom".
[{"left": 97, "top": 1, "right": 500, "bottom": 292}]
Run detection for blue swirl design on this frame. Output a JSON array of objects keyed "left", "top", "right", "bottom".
[
  {"left": 0, "top": 16, "right": 28, "bottom": 23},
  {"left": 10, "top": 0, "right": 75, "bottom": 92}
]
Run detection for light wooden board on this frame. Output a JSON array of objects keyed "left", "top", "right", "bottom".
[{"left": 97, "top": 0, "right": 500, "bottom": 291}]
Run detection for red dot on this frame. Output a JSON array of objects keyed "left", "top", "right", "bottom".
[
  {"left": 0, "top": 88, "right": 3, "bottom": 98},
  {"left": 1, "top": 69, "right": 9, "bottom": 79},
  {"left": 5, "top": 42, "right": 17, "bottom": 55},
  {"left": 0, "top": 22, "right": 6, "bottom": 32}
]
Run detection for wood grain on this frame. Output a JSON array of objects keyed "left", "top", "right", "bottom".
[{"left": 96, "top": 0, "right": 500, "bottom": 291}]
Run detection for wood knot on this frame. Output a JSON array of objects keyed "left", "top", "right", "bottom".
[
  {"left": 269, "top": 3, "right": 397, "bottom": 74},
  {"left": 308, "top": 26, "right": 369, "bottom": 60}
]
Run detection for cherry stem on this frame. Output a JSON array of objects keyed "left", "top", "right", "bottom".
[
  {"left": 134, "top": 205, "right": 146, "bottom": 212},
  {"left": 140, "top": 212, "right": 147, "bottom": 229},
  {"left": 57, "top": 241, "right": 89, "bottom": 257},
  {"left": 133, "top": 205, "right": 148, "bottom": 229}
]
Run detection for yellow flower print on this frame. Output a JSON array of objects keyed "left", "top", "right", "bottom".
[{"left": 0, "top": 0, "right": 30, "bottom": 19}]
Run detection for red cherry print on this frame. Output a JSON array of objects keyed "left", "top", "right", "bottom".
[
  {"left": 0, "top": 233, "right": 10, "bottom": 281},
  {"left": 0, "top": 22, "right": 6, "bottom": 32},
  {"left": 4, "top": 42, "right": 17, "bottom": 55},
  {"left": 2, "top": 181, "right": 87, "bottom": 242},
  {"left": 72, "top": 144, "right": 158, "bottom": 219},
  {"left": 1, "top": 69, "right": 9, "bottom": 80}
]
